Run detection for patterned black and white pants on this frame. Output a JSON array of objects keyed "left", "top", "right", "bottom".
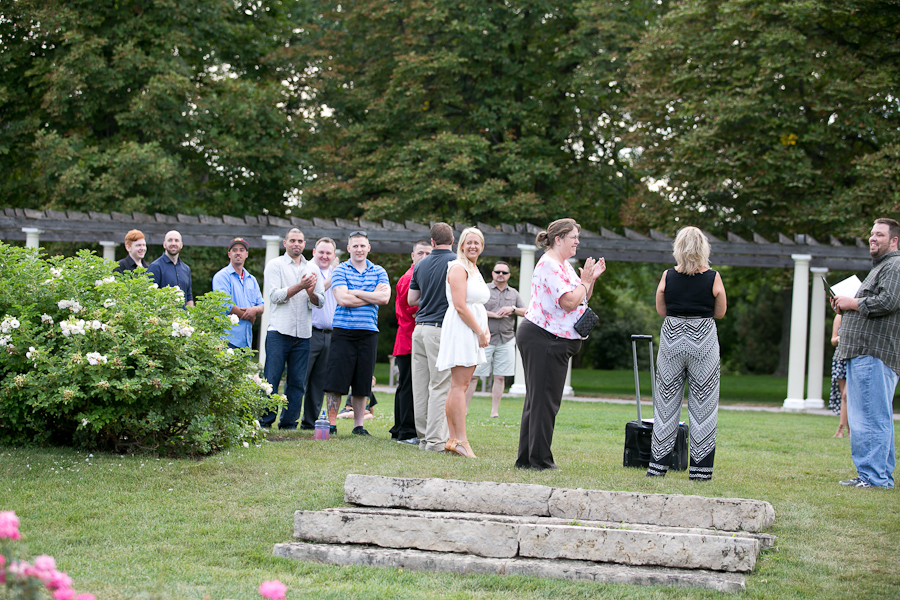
[{"left": 647, "top": 316, "right": 720, "bottom": 480}]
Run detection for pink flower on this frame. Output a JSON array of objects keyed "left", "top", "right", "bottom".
[
  {"left": 34, "top": 554, "right": 57, "bottom": 572},
  {"left": 0, "top": 511, "right": 21, "bottom": 540},
  {"left": 47, "top": 569, "right": 72, "bottom": 590},
  {"left": 259, "top": 580, "right": 287, "bottom": 599},
  {"left": 53, "top": 587, "right": 76, "bottom": 600}
]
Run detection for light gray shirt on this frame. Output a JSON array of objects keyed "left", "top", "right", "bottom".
[{"left": 264, "top": 253, "right": 325, "bottom": 339}]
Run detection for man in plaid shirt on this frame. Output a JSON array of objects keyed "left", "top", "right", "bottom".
[{"left": 832, "top": 218, "right": 900, "bottom": 489}]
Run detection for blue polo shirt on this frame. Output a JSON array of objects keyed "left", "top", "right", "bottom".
[
  {"left": 212, "top": 263, "right": 265, "bottom": 348},
  {"left": 331, "top": 259, "right": 389, "bottom": 332},
  {"left": 146, "top": 254, "right": 193, "bottom": 306}
]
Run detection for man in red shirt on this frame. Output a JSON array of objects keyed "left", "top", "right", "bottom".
[{"left": 391, "top": 240, "right": 433, "bottom": 444}]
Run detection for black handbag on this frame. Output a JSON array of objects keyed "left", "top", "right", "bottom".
[{"left": 573, "top": 307, "right": 599, "bottom": 338}]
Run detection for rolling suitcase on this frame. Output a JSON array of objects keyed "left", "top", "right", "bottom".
[{"left": 623, "top": 335, "right": 689, "bottom": 470}]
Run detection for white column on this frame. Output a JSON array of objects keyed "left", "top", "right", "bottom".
[
  {"left": 510, "top": 243, "right": 536, "bottom": 395},
  {"left": 99, "top": 241, "right": 117, "bottom": 261},
  {"left": 563, "top": 357, "right": 574, "bottom": 397},
  {"left": 22, "top": 228, "right": 43, "bottom": 248},
  {"left": 783, "top": 254, "right": 812, "bottom": 411},
  {"left": 805, "top": 267, "right": 829, "bottom": 410},
  {"left": 258, "top": 235, "right": 283, "bottom": 366}
]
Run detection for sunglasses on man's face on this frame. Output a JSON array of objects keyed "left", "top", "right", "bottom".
[{"left": 493, "top": 270, "right": 510, "bottom": 275}]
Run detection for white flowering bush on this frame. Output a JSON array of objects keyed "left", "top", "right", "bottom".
[{"left": 0, "top": 243, "right": 283, "bottom": 456}]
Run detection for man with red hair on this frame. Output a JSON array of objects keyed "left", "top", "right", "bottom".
[{"left": 113, "top": 229, "right": 149, "bottom": 273}]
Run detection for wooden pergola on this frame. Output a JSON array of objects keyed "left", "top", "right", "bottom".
[
  {"left": 0, "top": 207, "right": 872, "bottom": 270},
  {"left": 2, "top": 207, "right": 874, "bottom": 411}
]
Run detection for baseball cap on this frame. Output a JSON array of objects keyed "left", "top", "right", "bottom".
[{"left": 228, "top": 238, "right": 250, "bottom": 251}]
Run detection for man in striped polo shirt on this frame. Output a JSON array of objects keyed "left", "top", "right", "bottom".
[{"left": 324, "top": 231, "right": 391, "bottom": 436}]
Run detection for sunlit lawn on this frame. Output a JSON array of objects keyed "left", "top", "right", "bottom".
[{"left": 2, "top": 391, "right": 898, "bottom": 600}]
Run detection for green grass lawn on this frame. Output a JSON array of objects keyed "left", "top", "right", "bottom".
[{"left": 2, "top": 394, "right": 898, "bottom": 600}]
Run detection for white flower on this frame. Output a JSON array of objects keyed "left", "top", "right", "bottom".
[
  {"left": 0, "top": 316, "right": 20, "bottom": 333},
  {"left": 57, "top": 299, "right": 83, "bottom": 314},
  {"left": 170, "top": 320, "right": 194, "bottom": 338},
  {"left": 82, "top": 418, "right": 89, "bottom": 426},
  {"left": 91, "top": 320, "right": 103, "bottom": 330},
  {"left": 229, "top": 314, "right": 240, "bottom": 325},
  {"left": 247, "top": 373, "right": 274, "bottom": 394},
  {"left": 94, "top": 277, "right": 114, "bottom": 286},
  {"left": 50, "top": 267, "right": 62, "bottom": 278},
  {"left": 226, "top": 348, "right": 235, "bottom": 355},
  {"left": 86, "top": 352, "right": 108, "bottom": 365},
  {"left": 26, "top": 346, "right": 37, "bottom": 359},
  {"left": 0, "top": 335, "right": 11, "bottom": 347},
  {"left": 41, "top": 314, "right": 54, "bottom": 324},
  {"left": 103, "top": 298, "right": 116, "bottom": 308},
  {"left": 60, "top": 319, "right": 87, "bottom": 337},
  {"left": 242, "top": 441, "right": 250, "bottom": 448},
  {"left": 150, "top": 283, "right": 158, "bottom": 289}
]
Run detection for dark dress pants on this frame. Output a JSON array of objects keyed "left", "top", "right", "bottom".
[
  {"left": 260, "top": 330, "right": 311, "bottom": 429},
  {"left": 515, "top": 320, "right": 582, "bottom": 470},
  {"left": 389, "top": 354, "right": 416, "bottom": 440},
  {"left": 300, "top": 328, "right": 331, "bottom": 429}
]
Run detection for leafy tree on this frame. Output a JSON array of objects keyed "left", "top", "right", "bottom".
[
  {"left": 625, "top": 0, "right": 900, "bottom": 238},
  {"left": 295, "top": 0, "right": 668, "bottom": 228},
  {"left": 0, "top": 0, "right": 310, "bottom": 216}
]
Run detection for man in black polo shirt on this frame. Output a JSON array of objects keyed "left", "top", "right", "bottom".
[
  {"left": 113, "top": 229, "right": 149, "bottom": 273},
  {"left": 408, "top": 222, "right": 456, "bottom": 451}
]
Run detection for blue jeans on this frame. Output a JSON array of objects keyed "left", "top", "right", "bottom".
[
  {"left": 261, "top": 331, "right": 311, "bottom": 429},
  {"left": 846, "top": 355, "right": 898, "bottom": 488}
]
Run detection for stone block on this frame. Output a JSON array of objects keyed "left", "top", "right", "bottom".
[
  {"left": 548, "top": 488, "right": 775, "bottom": 532},
  {"left": 331, "top": 507, "right": 776, "bottom": 552},
  {"left": 518, "top": 524, "right": 758, "bottom": 572},
  {"left": 344, "top": 474, "right": 552, "bottom": 517},
  {"left": 273, "top": 543, "right": 747, "bottom": 593},
  {"left": 293, "top": 509, "right": 520, "bottom": 558}
]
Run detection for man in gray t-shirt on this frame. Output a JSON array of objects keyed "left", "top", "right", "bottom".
[{"left": 408, "top": 222, "right": 456, "bottom": 451}]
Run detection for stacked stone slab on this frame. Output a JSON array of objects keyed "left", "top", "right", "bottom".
[{"left": 273, "top": 475, "right": 777, "bottom": 593}]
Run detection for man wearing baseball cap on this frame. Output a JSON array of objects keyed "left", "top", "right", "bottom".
[{"left": 212, "top": 237, "right": 265, "bottom": 349}]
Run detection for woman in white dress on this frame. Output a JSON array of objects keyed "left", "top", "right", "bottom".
[{"left": 436, "top": 227, "right": 490, "bottom": 458}]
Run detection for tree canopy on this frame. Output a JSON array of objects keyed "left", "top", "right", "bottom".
[
  {"left": 293, "top": 0, "right": 667, "bottom": 228},
  {"left": 0, "top": 0, "right": 311, "bottom": 216},
  {"left": 625, "top": 0, "right": 900, "bottom": 238}
]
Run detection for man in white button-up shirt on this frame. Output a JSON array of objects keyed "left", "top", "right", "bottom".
[{"left": 260, "top": 228, "right": 326, "bottom": 429}]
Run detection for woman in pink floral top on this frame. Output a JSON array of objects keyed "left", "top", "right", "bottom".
[{"left": 515, "top": 218, "right": 606, "bottom": 470}]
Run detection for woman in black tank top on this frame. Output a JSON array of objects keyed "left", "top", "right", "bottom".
[{"left": 648, "top": 227, "right": 727, "bottom": 481}]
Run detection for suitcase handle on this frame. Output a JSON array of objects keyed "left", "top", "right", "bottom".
[{"left": 631, "top": 335, "right": 655, "bottom": 422}]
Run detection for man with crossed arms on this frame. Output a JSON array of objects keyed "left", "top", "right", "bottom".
[{"left": 324, "top": 231, "right": 390, "bottom": 436}]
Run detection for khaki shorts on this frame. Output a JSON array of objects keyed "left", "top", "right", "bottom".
[{"left": 474, "top": 338, "right": 516, "bottom": 378}]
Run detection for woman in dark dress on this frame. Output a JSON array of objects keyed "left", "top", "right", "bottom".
[{"left": 647, "top": 226, "right": 727, "bottom": 481}]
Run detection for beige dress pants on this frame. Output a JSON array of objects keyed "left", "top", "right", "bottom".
[{"left": 412, "top": 324, "right": 451, "bottom": 451}]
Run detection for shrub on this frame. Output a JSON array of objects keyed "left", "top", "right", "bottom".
[{"left": 0, "top": 243, "right": 282, "bottom": 456}]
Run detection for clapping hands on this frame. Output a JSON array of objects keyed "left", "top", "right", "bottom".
[{"left": 579, "top": 257, "right": 606, "bottom": 283}]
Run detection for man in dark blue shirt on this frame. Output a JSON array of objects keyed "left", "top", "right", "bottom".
[{"left": 146, "top": 230, "right": 194, "bottom": 307}]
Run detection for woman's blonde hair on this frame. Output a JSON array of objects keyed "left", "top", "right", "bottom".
[
  {"left": 536, "top": 218, "right": 579, "bottom": 249},
  {"left": 456, "top": 227, "right": 485, "bottom": 275},
  {"left": 672, "top": 226, "right": 711, "bottom": 274}
]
